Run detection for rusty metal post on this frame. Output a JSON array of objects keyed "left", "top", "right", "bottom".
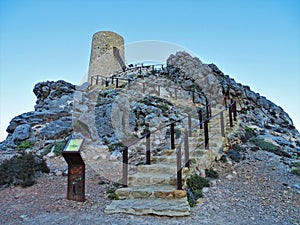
[
  {"left": 192, "top": 92, "right": 195, "bottom": 103},
  {"left": 199, "top": 109, "right": 203, "bottom": 130},
  {"left": 229, "top": 104, "right": 233, "bottom": 127},
  {"left": 184, "top": 129, "right": 190, "bottom": 168},
  {"left": 206, "top": 101, "right": 210, "bottom": 122},
  {"left": 224, "top": 97, "right": 227, "bottom": 109},
  {"left": 188, "top": 114, "right": 192, "bottom": 137},
  {"left": 122, "top": 147, "right": 128, "bottom": 187},
  {"left": 204, "top": 120, "right": 209, "bottom": 149},
  {"left": 220, "top": 111, "right": 225, "bottom": 137},
  {"left": 176, "top": 145, "right": 182, "bottom": 190},
  {"left": 170, "top": 123, "right": 175, "bottom": 149},
  {"left": 232, "top": 100, "right": 237, "bottom": 121},
  {"left": 146, "top": 133, "right": 151, "bottom": 165}
]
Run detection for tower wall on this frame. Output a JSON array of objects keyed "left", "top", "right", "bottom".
[{"left": 88, "top": 31, "right": 125, "bottom": 82}]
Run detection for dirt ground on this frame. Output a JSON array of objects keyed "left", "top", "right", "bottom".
[{"left": 1, "top": 150, "right": 300, "bottom": 225}]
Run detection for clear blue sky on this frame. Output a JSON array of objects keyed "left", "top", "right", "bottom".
[{"left": 0, "top": 0, "right": 299, "bottom": 141}]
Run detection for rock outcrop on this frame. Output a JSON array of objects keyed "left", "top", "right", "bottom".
[
  {"left": 166, "top": 51, "right": 300, "bottom": 161},
  {"left": 1, "top": 51, "right": 299, "bottom": 189}
]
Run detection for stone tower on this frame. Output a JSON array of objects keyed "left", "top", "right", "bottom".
[{"left": 88, "top": 31, "right": 125, "bottom": 83}]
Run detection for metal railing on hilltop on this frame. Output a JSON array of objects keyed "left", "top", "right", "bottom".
[{"left": 91, "top": 65, "right": 237, "bottom": 189}]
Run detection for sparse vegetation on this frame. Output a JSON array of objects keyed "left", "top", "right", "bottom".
[
  {"left": 107, "top": 188, "right": 119, "bottom": 200},
  {"left": 205, "top": 168, "right": 219, "bottom": 179},
  {"left": 44, "top": 141, "right": 67, "bottom": 156},
  {"left": 17, "top": 140, "right": 34, "bottom": 151},
  {"left": 219, "top": 155, "right": 227, "bottom": 163},
  {"left": 291, "top": 167, "right": 300, "bottom": 176},
  {"left": 108, "top": 142, "right": 125, "bottom": 152},
  {"left": 249, "top": 137, "right": 279, "bottom": 152},
  {"left": 0, "top": 153, "right": 35, "bottom": 187},
  {"left": 186, "top": 174, "right": 210, "bottom": 207}
]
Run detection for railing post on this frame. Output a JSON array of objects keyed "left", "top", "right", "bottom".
[
  {"left": 122, "top": 147, "right": 128, "bottom": 187},
  {"left": 111, "top": 77, "right": 114, "bottom": 85},
  {"left": 204, "top": 120, "right": 209, "bottom": 149},
  {"left": 96, "top": 76, "right": 99, "bottom": 85},
  {"left": 176, "top": 145, "right": 183, "bottom": 190},
  {"left": 229, "top": 103, "right": 233, "bottom": 127},
  {"left": 184, "top": 129, "right": 190, "bottom": 168},
  {"left": 116, "top": 78, "right": 119, "bottom": 88},
  {"left": 105, "top": 78, "right": 109, "bottom": 87},
  {"left": 146, "top": 133, "right": 151, "bottom": 165},
  {"left": 170, "top": 123, "right": 175, "bottom": 150},
  {"left": 232, "top": 100, "right": 237, "bottom": 121},
  {"left": 188, "top": 114, "right": 192, "bottom": 137},
  {"left": 206, "top": 104, "right": 210, "bottom": 122},
  {"left": 192, "top": 92, "right": 195, "bottom": 103},
  {"left": 199, "top": 109, "right": 203, "bottom": 130},
  {"left": 224, "top": 97, "right": 228, "bottom": 109},
  {"left": 220, "top": 111, "right": 225, "bottom": 137}
]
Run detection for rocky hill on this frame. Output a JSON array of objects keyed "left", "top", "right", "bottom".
[{"left": 0, "top": 51, "right": 299, "bottom": 190}]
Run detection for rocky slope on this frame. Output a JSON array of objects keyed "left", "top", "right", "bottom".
[{"left": 0, "top": 51, "right": 299, "bottom": 190}]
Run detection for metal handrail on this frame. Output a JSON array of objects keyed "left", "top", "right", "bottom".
[{"left": 90, "top": 64, "right": 237, "bottom": 188}]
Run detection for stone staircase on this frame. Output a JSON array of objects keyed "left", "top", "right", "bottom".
[{"left": 105, "top": 105, "right": 237, "bottom": 216}]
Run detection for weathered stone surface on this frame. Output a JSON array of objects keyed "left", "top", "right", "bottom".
[
  {"left": 105, "top": 199, "right": 190, "bottom": 216},
  {"left": 40, "top": 117, "right": 72, "bottom": 139},
  {"left": 12, "top": 124, "right": 31, "bottom": 144}
]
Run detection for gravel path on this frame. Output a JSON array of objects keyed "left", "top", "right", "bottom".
[{"left": 1, "top": 150, "right": 299, "bottom": 225}]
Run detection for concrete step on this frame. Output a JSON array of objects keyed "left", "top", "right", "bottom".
[
  {"left": 128, "top": 173, "right": 177, "bottom": 186},
  {"left": 105, "top": 198, "right": 190, "bottom": 216},
  {"left": 190, "top": 149, "right": 207, "bottom": 157},
  {"left": 137, "top": 164, "right": 177, "bottom": 174},
  {"left": 151, "top": 155, "right": 178, "bottom": 164},
  {"left": 116, "top": 185, "right": 187, "bottom": 200}
]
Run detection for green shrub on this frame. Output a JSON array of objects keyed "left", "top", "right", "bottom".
[
  {"left": 17, "top": 141, "right": 34, "bottom": 150},
  {"left": 249, "top": 137, "right": 279, "bottom": 152},
  {"left": 107, "top": 188, "right": 119, "bottom": 200},
  {"left": 52, "top": 141, "right": 67, "bottom": 156},
  {"left": 219, "top": 155, "right": 227, "bottom": 163},
  {"left": 187, "top": 174, "right": 210, "bottom": 191},
  {"left": 0, "top": 153, "right": 35, "bottom": 187},
  {"left": 291, "top": 167, "right": 300, "bottom": 176},
  {"left": 186, "top": 174, "right": 210, "bottom": 207},
  {"left": 108, "top": 142, "right": 125, "bottom": 152},
  {"left": 205, "top": 168, "right": 219, "bottom": 179}
]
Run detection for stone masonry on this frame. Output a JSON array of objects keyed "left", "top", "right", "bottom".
[{"left": 88, "top": 31, "right": 125, "bottom": 83}]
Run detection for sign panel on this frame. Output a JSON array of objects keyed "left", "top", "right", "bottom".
[{"left": 64, "top": 139, "right": 84, "bottom": 152}]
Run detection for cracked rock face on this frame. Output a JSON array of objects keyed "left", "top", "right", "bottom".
[{"left": 1, "top": 51, "right": 300, "bottom": 189}]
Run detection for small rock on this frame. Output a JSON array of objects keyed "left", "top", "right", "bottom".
[
  {"left": 202, "top": 187, "right": 210, "bottom": 193},
  {"left": 226, "top": 174, "right": 233, "bottom": 180},
  {"left": 55, "top": 171, "right": 63, "bottom": 176},
  {"left": 20, "top": 214, "right": 27, "bottom": 219},
  {"left": 47, "top": 152, "right": 56, "bottom": 158},
  {"left": 93, "top": 155, "right": 100, "bottom": 160}
]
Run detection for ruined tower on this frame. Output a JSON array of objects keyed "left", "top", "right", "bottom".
[{"left": 88, "top": 31, "right": 125, "bottom": 83}]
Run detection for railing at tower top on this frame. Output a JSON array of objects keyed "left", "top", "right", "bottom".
[
  {"left": 90, "top": 63, "right": 165, "bottom": 86},
  {"left": 91, "top": 65, "right": 237, "bottom": 189}
]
